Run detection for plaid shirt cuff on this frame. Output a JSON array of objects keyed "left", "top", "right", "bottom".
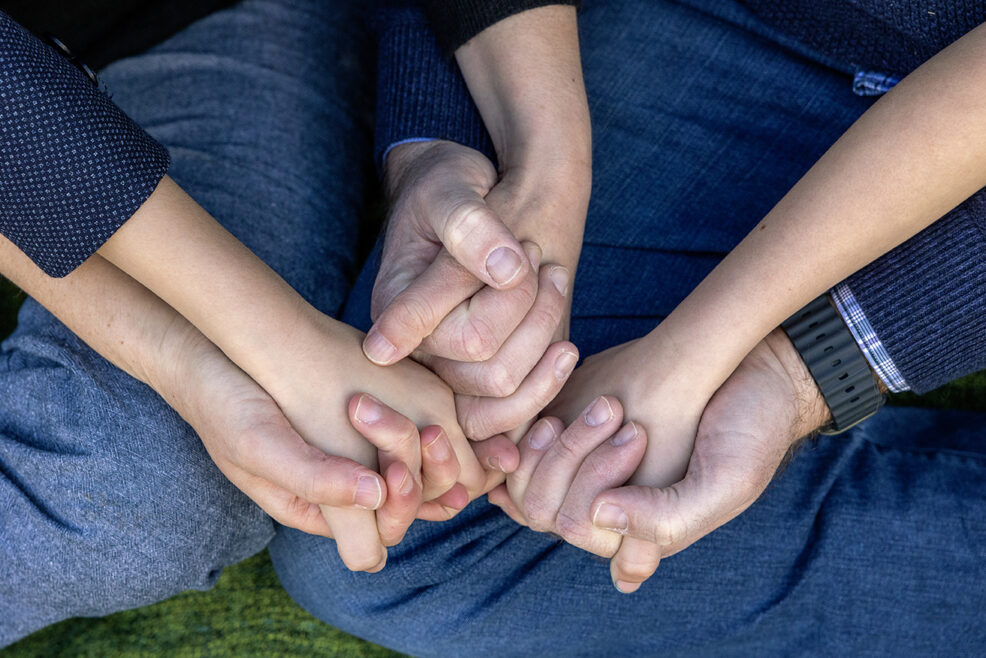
[{"left": 830, "top": 283, "right": 910, "bottom": 393}]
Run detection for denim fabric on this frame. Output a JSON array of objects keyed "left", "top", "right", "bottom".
[
  {"left": 0, "top": 0, "right": 373, "bottom": 646},
  {"left": 271, "top": 1, "right": 986, "bottom": 655}
]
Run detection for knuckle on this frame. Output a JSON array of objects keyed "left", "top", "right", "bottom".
[
  {"left": 346, "top": 553, "right": 383, "bottom": 573},
  {"left": 653, "top": 507, "right": 688, "bottom": 547},
  {"left": 529, "top": 299, "right": 561, "bottom": 334},
  {"left": 229, "top": 429, "right": 264, "bottom": 468},
  {"left": 481, "top": 360, "right": 521, "bottom": 398},
  {"left": 555, "top": 430, "right": 590, "bottom": 461},
  {"left": 617, "top": 558, "right": 656, "bottom": 582},
  {"left": 281, "top": 493, "right": 313, "bottom": 523},
  {"left": 457, "top": 397, "right": 494, "bottom": 441},
  {"left": 442, "top": 203, "right": 485, "bottom": 251},
  {"left": 554, "top": 510, "right": 592, "bottom": 546},
  {"left": 394, "top": 292, "right": 438, "bottom": 340},
  {"left": 459, "top": 316, "right": 499, "bottom": 362},
  {"left": 522, "top": 495, "right": 556, "bottom": 533}
]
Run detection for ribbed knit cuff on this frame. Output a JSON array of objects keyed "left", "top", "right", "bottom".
[
  {"left": 423, "top": 0, "right": 580, "bottom": 55},
  {"left": 372, "top": 6, "right": 494, "bottom": 171},
  {"left": 844, "top": 190, "right": 986, "bottom": 394},
  {"left": 0, "top": 12, "right": 170, "bottom": 278}
]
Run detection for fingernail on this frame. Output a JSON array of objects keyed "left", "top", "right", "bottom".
[
  {"left": 486, "top": 247, "right": 524, "bottom": 286},
  {"left": 398, "top": 468, "right": 415, "bottom": 496},
  {"left": 425, "top": 430, "right": 452, "bottom": 463},
  {"left": 486, "top": 455, "right": 504, "bottom": 472},
  {"left": 615, "top": 580, "right": 638, "bottom": 594},
  {"left": 441, "top": 505, "right": 459, "bottom": 519},
  {"left": 363, "top": 328, "right": 398, "bottom": 365},
  {"left": 592, "top": 502, "right": 628, "bottom": 533},
  {"left": 554, "top": 351, "right": 578, "bottom": 381},
  {"left": 354, "top": 394, "right": 383, "bottom": 424},
  {"left": 528, "top": 420, "right": 557, "bottom": 450},
  {"left": 355, "top": 475, "right": 383, "bottom": 510},
  {"left": 524, "top": 242, "right": 542, "bottom": 268},
  {"left": 585, "top": 397, "right": 613, "bottom": 427},
  {"left": 549, "top": 266, "right": 570, "bottom": 296},
  {"left": 611, "top": 422, "right": 638, "bottom": 446}
]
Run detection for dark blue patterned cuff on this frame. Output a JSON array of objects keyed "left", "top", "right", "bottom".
[{"left": 1, "top": 12, "right": 170, "bottom": 277}]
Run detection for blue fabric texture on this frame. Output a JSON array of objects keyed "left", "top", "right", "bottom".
[
  {"left": 370, "top": 2, "right": 494, "bottom": 170},
  {"left": 844, "top": 193, "right": 986, "bottom": 393},
  {"left": 0, "top": 0, "right": 374, "bottom": 646},
  {"left": 0, "top": 12, "right": 170, "bottom": 277},
  {"left": 271, "top": 1, "right": 986, "bottom": 654},
  {"left": 739, "top": 0, "right": 986, "bottom": 77}
]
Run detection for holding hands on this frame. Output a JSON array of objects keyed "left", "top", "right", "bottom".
[{"left": 489, "top": 329, "right": 833, "bottom": 592}]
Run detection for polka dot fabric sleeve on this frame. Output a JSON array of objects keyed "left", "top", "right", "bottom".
[{"left": 0, "top": 11, "right": 170, "bottom": 277}]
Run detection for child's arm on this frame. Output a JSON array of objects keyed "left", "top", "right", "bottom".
[
  {"left": 661, "top": 21, "right": 986, "bottom": 388},
  {"left": 95, "top": 176, "right": 496, "bottom": 570}
]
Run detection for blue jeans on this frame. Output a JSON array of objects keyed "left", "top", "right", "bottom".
[
  {"left": 0, "top": 0, "right": 373, "bottom": 646},
  {"left": 269, "top": 1, "right": 986, "bottom": 655}
]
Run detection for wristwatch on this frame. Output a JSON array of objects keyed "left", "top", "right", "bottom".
[{"left": 781, "top": 295, "right": 886, "bottom": 435}]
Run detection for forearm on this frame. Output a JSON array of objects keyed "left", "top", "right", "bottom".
[
  {"left": 656, "top": 22, "right": 986, "bottom": 385},
  {"left": 97, "top": 176, "right": 334, "bottom": 395},
  {"left": 0, "top": 234, "right": 198, "bottom": 411},
  {"left": 455, "top": 5, "right": 589, "bottom": 169},
  {"left": 454, "top": 5, "right": 590, "bottom": 269}
]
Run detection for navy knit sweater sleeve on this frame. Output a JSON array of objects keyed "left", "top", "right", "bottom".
[
  {"left": 369, "top": 0, "right": 494, "bottom": 168},
  {"left": 842, "top": 190, "right": 986, "bottom": 394},
  {"left": 0, "top": 11, "right": 170, "bottom": 277},
  {"left": 423, "top": 0, "right": 579, "bottom": 55},
  {"left": 370, "top": 0, "right": 570, "bottom": 168}
]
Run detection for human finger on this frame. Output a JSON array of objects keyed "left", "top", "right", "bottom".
[
  {"left": 609, "top": 538, "right": 662, "bottom": 594},
  {"left": 321, "top": 506, "right": 387, "bottom": 573},
  {"left": 553, "top": 421, "right": 647, "bottom": 556},
  {"left": 504, "top": 417, "right": 565, "bottom": 510},
  {"left": 487, "top": 483, "right": 530, "bottom": 526},
  {"left": 521, "top": 396, "right": 624, "bottom": 534},
  {"left": 434, "top": 195, "right": 531, "bottom": 290},
  {"left": 349, "top": 393, "right": 422, "bottom": 488},
  {"left": 471, "top": 433, "right": 521, "bottom": 477},
  {"left": 376, "top": 461, "right": 421, "bottom": 547},
  {"left": 418, "top": 242, "right": 541, "bottom": 362},
  {"left": 590, "top": 465, "right": 749, "bottom": 561},
  {"left": 230, "top": 416, "right": 385, "bottom": 512},
  {"left": 419, "top": 425, "right": 460, "bottom": 500},
  {"left": 455, "top": 341, "right": 579, "bottom": 440},
  {"left": 422, "top": 263, "right": 569, "bottom": 397},
  {"left": 364, "top": 250, "right": 482, "bottom": 366},
  {"left": 417, "top": 483, "right": 470, "bottom": 521},
  {"left": 221, "top": 463, "right": 335, "bottom": 537}
]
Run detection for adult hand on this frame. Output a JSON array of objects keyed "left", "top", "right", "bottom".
[
  {"left": 369, "top": 140, "right": 584, "bottom": 441},
  {"left": 489, "top": 329, "right": 832, "bottom": 592},
  {"left": 363, "top": 5, "right": 591, "bottom": 442}
]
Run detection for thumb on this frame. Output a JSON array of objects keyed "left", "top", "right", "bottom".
[
  {"left": 591, "top": 468, "right": 742, "bottom": 558},
  {"left": 437, "top": 195, "right": 531, "bottom": 290}
]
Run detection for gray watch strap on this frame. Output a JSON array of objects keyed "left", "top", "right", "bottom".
[{"left": 781, "top": 295, "right": 885, "bottom": 434}]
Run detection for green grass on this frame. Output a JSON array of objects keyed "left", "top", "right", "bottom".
[{"left": 1, "top": 280, "right": 984, "bottom": 655}]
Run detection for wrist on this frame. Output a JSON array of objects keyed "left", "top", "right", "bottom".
[
  {"left": 493, "top": 163, "right": 590, "bottom": 272},
  {"left": 762, "top": 328, "right": 834, "bottom": 437},
  {"left": 454, "top": 5, "right": 589, "bottom": 173}
]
